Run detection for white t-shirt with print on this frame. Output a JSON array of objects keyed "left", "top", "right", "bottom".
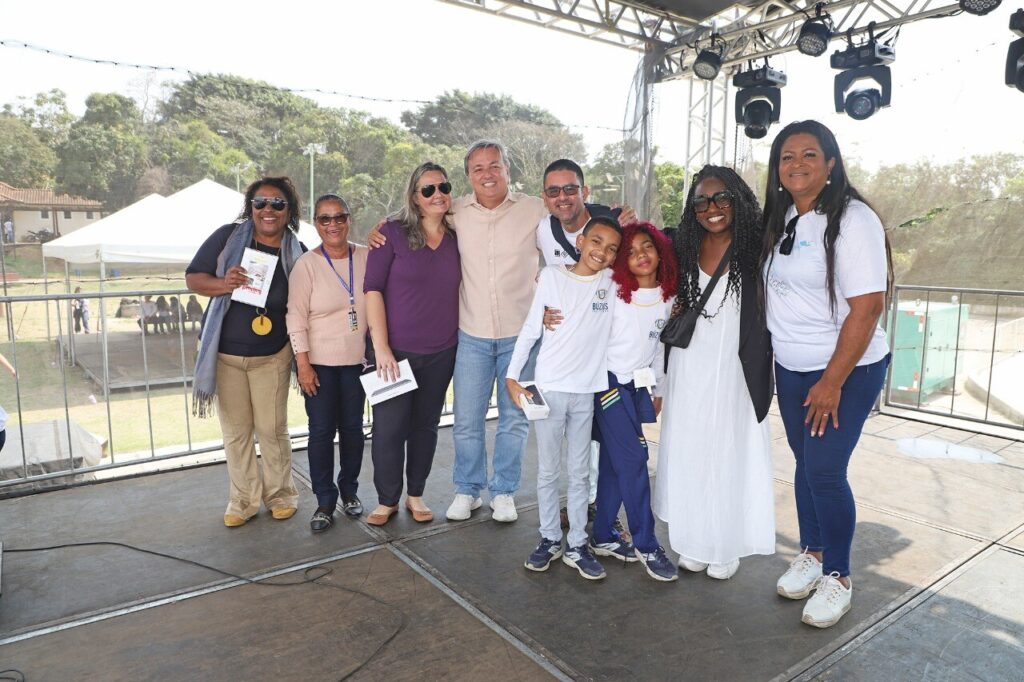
[
  {"left": 606, "top": 286, "right": 671, "bottom": 396},
  {"left": 535, "top": 216, "right": 582, "bottom": 267},
  {"left": 764, "top": 199, "right": 889, "bottom": 372}
]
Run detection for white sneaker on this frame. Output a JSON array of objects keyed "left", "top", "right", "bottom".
[
  {"left": 678, "top": 556, "right": 709, "bottom": 572},
  {"left": 490, "top": 494, "right": 518, "bottom": 522},
  {"left": 802, "top": 573, "right": 852, "bottom": 628},
  {"left": 707, "top": 559, "right": 740, "bottom": 580},
  {"left": 777, "top": 551, "right": 823, "bottom": 599},
  {"left": 445, "top": 494, "right": 482, "bottom": 521}
]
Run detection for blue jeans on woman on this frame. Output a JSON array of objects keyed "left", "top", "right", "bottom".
[
  {"left": 304, "top": 364, "right": 366, "bottom": 509},
  {"left": 775, "top": 354, "right": 889, "bottom": 577}
]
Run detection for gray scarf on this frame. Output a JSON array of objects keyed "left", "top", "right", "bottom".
[{"left": 191, "top": 219, "right": 303, "bottom": 417}]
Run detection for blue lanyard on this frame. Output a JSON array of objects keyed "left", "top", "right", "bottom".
[{"left": 319, "top": 244, "right": 355, "bottom": 307}]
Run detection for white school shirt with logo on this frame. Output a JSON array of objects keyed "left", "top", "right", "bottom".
[
  {"left": 507, "top": 265, "right": 614, "bottom": 393},
  {"left": 606, "top": 287, "right": 672, "bottom": 396},
  {"left": 764, "top": 199, "right": 889, "bottom": 372},
  {"left": 535, "top": 215, "right": 582, "bottom": 267}
]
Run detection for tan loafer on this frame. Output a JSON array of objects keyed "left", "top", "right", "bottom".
[
  {"left": 271, "top": 507, "right": 297, "bottom": 520},
  {"left": 406, "top": 502, "right": 434, "bottom": 523},
  {"left": 366, "top": 505, "right": 399, "bottom": 526},
  {"left": 224, "top": 514, "right": 247, "bottom": 527}
]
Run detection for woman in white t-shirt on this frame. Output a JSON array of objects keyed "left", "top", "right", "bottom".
[{"left": 762, "top": 120, "right": 891, "bottom": 630}]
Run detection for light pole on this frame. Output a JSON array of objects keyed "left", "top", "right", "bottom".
[
  {"left": 302, "top": 143, "right": 327, "bottom": 223},
  {"left": 230, "top": 162, "right": 253, "bottom": 192}
]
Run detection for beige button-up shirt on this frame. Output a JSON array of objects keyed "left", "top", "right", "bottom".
[{"left": 451, "top": 191, "right": 547, "bottom": 339}]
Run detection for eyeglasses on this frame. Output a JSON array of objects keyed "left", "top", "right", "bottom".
[
  {"left": 252, "top": 197, "right": 288, "bottom": 211},
  {"left": 543, "top": 184, "right": 581, "bottom": 198},
  {"left": 779, "top": 214, "right": 800, "bottom": 256},
  {"left": 692, "top": 190, "right": 734, "bottom": 213},
  {"left": 418, "top": 182, "right": 452, "bottom": 198},
  {"left": 316, "top": 213, "right": 351, "bottom": 226}
]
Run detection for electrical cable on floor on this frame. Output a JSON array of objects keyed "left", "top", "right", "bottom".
[
  {"left": 0, "top": 670, "right": 26, "bottom": 682},
  {"left": 5, "top": 541, "right": 405, "bottom": 681}
]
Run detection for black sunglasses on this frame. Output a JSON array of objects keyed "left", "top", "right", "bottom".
[
  {"left": 779, "top": 214, "right": 800, "bottom": 256},
  {"left": 419, "top": 182, "right": 452, "bottom": 198},
  {"left": 252, "top": 197, "right": 288, "bottom": 211},
  {"left": 316, "top": 213, "right": 351, "bottom": 226},
  {"left": 692, "top": 190, "right": 734, "bottom": 213},
  {"left": 543, "top": 184, "right": 581, "bottom": 198}
]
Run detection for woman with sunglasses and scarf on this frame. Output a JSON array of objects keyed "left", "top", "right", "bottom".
[
  {"left": 187, "top": 177, "right": 306, "bottom": 528},
  {"left": 763, "top": 121, "right": 890, "bottom": 629},
  {"left": 363, "top": 162, "right": 461, "bottom": 526},
  {"left": 655, "top": 165, "right": 775, "bottom": 581},
  {"left": 286, "top": 194, "right": 369, "bottom": 532}
]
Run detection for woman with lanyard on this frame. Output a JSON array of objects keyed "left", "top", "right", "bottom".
[
  {"left": 363, "top": 162, "right": 461, "bottom": 526},
  {"left": 763, "top": 121, "right": 891, "bottom": 628},
  {"left": 287, "top": 193, "right": 369, "bottom": 532},
  {"left": 187, "top": 176, "right": 305, "bottom": 528}
]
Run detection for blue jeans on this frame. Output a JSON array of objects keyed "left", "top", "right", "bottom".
[
  {"left": 303, "top": 364, "right": 366, "bottom": 508},
  {"left": 452, "top": 330, "right": 533, "bottom": 497},
  {"left": 775, "top": 355, "right": 889, "bottom": 577}
]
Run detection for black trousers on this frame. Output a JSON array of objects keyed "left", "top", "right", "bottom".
[{"left": 370, "top": 344, "right": 456, "bottom": 506}]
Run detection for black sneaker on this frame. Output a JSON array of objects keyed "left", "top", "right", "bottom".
[
  {"left": 341, "top": 495, "right": 363, "bottom": 518},
  {"left": 635, "top": 546, "right": 679, "bottom": 582},
  {"left": 310, "top": 507, "right": 334, "bottom": 533},
  {"left": 563, "top": 544, "right": 607, "bottom": 580},
  {"left": 590, "top": 536, "right": 639, "bottom": 563},
  {"left": 525, "top": 538, "right": 564, "bottom": 572}
]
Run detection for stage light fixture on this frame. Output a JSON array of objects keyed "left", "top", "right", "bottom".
[
  {"left": 959, "top": 0, "right": 1000, "bottom": 16},
  {"left": 733, "top": 66, "right": 787, "bottom": 138},
  {"left": 1008, "top": 9, "right": 1024, "bottom": 92},
  {"left": 831, "top": 24, "right": 894, "bottom": 120},
  {"left": 693, "top": 35, "right": 724, "bottom": 80},
  {"left": 797, "top": 4, "right": 834, "bottom": 57}
]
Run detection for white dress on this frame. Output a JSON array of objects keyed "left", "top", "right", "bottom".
[{"left": 653, "top": 269, "right": 775, "bottom": 565}]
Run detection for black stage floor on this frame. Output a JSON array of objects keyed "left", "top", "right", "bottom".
[{"left": 2, "top": 407, "right": 1023, "bottom": 681}]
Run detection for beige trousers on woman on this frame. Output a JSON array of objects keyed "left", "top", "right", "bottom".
[{"left": 216, "top": 344, "right": 298, "bottom": 519}]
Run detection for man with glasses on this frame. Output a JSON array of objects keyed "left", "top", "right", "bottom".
[{"left": 537, "top": 159, "right": 625, "bottom": 267}]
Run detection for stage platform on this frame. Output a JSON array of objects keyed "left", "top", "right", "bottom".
[
  {"left": 1, "top": 405, "right": 1022, "bottom": 680},
  {"left": 60, "top": 329, "right": 199, "bottom": 391}
]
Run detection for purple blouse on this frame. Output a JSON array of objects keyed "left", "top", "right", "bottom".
[{"left": 363, "top": 220, "right": 461, "bottom": 355}]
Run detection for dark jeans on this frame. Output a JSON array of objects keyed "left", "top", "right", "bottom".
[
  {"left": 304, "top": 364, "right": 366, "bottom": 508},
  {"left": 775, "top": 354, "right": 889, "bottom": 577},
  {"left": 371, "top": 345, "right": 457, "bottom": 506}
]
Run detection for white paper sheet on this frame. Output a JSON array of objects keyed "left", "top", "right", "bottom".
[
  {"left": 359, "top": 359, "right": 419, "bottom": 406},
  {"left": 230, "top": 247, "right": 278, "bottom": 308}
]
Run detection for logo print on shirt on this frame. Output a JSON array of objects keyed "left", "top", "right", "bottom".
[{"left": 592, "top": 288, "right": 609, "bottom": 312}]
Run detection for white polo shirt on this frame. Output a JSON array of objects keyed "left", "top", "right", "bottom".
[
  {"left": 764, "top": 199, "right": 889, "bottom": 372},
  {"left": 536, "top": 215, "right": 582, "bottom": 267},
  {"left": 606, "top": 287, "right": 671, "bottom": 396}
]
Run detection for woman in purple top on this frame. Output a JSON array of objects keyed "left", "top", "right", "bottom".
[{"left": 364, "top": 161, "right": 461, "bottom": 525}]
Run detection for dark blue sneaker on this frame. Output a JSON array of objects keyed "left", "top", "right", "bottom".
[
  {"left": 635, "top": 546, "right": 679, "bottom": 582},
  {"left": 562, "top": 544, "right": 607, "bottom": 580},
  {"left": 590, "top": 537, "right": 639, "bottom": 563},
  {"left": 524, "top": 538, "right": 563, "bottom": 572}
]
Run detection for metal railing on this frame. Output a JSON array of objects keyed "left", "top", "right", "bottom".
[
  {"left": 883, "top": 284, "right": 1024, "bottom": 431},
  {"left": 0, "top": 287, "right": 480, "bottom": 493}
]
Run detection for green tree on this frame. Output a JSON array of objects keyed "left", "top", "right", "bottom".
[
  {"left": 653, "top": 161, "right": 686, "bottom": 227},
  {"left": 401, "top": 90, "right": 563, "bottom": 148},
  {"left": 0, "top": 115, "right": 57, "bottom": 186},
  {"left": 149, "top": 120, "right": 254, "bottom": 190},
  {"left": 3, "top": 88, "right": 75, "bottom": 148}
]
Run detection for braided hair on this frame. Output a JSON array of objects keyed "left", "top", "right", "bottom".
[{"left": 673, "top": 165, "right": 764, "bottom": 317}]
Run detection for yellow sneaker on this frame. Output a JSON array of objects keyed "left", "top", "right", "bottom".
[
  {"left": 271, "top": 507, "right": 297, "bottom": 520},
  {"left": 223, "top": 514, "right": 247, "bottom": 527}
]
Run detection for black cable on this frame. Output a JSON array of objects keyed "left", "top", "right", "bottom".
[
  {"left": 5, "top": 541, "right": 406, "bottom": 680},
  {"left": 0, "top": 671, "right": 26, "bottom": 682}
]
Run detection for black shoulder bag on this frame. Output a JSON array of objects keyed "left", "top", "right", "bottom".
[{"left": 660, "top": 243, "right": 734, "bottom": 352}]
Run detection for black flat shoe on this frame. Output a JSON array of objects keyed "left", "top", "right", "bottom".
[
  {"left": 342, "top": 496, "right": 363, "bottom": 518},
  {"left": 310, "top": 507, "right": 334, "bottom": 532}
]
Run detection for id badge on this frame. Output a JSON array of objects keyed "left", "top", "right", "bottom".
[
  {"left": 633, "top": 367, "right": 656, "bottom": 389},
  {"left": 348, "top": 307, "right": 359, "bottom": 332}
]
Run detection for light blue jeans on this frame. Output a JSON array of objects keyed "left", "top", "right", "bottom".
[
  {"left": 535, "top": 391, "right": 594, "bottom": 549},
  {"left": 452, "top": 330, "right": 533, "bottom": 497}
]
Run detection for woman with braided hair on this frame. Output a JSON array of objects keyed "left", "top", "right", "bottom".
[{"left": 653, "top": 164, "right": 775, "bottom": 581}]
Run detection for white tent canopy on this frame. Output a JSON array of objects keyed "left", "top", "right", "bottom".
[{"left": 42, "top": 179, "right": 320, "bottom": 265}]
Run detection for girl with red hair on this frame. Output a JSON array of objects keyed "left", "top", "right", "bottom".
[{"left": 590, "top": 221, "right": 680, "bottom": 581}]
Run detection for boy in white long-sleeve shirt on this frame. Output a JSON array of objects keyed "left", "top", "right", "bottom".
[{"left": 506, "top": 216, "right": 622, "bottom": 580}]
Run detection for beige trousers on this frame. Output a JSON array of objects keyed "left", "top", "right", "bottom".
[{"left": 216, "top": 344, "right": 298, "bottom": 518}]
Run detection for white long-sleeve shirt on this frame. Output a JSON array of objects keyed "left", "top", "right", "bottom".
[
  {"left": 507, "top": 265, "right": 614, "bottom": 393},
  {"left": 606, "top": 286, "right": 671, "bottom": 397}
]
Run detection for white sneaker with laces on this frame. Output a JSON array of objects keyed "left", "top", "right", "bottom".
[
  {"left": 445, "top": 494, "right": 482, "bottom": 521},
  {"left": 777, "top": 551, "right": 823, "bottom": 599},
  {"left": 707, "top": 559, "right": 740, "bottom": 580},
  {"left": 802, "top": 572, "right": 852, "bottom": 628},
  {"left": 490, "top": 494, "right": 518, "bottom": 522},
  {"left": 678, "top": 556, "right": 709, "bottom": 572}
]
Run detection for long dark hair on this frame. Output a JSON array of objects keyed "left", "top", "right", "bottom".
[
  {"left": 241, "top": 176, "right": 301, "bottom": 233},
  {"left": 674, "top": 165, "right": 764, "bottom": 317},
  {"left": 761, "top": 120, "right": 891, "bottom": 314}
]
